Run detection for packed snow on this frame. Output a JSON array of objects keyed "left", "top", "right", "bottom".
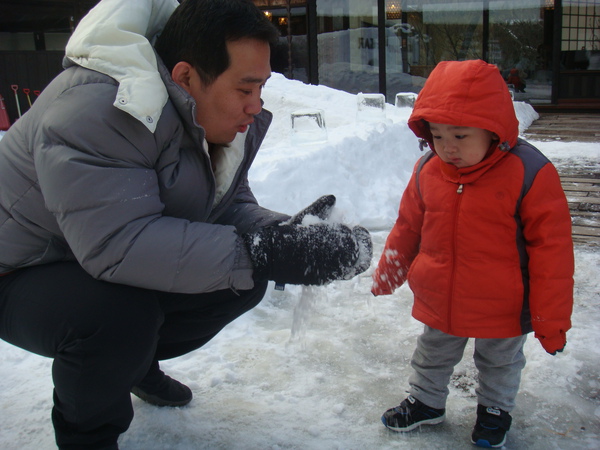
[{"left": 1, "top": 73, "right": 599, "bottom": 449}]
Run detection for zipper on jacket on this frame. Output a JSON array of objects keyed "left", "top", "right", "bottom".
[{"left": 448, "top": 182, "right": 464, "bottom": 330}]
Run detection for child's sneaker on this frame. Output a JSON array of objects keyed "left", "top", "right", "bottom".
[
  {"left": 381, "top": 395, "right": 446, "bottom": 432},
  {"left": 471, "top": 405, "right": 512, "bottom": 448}
]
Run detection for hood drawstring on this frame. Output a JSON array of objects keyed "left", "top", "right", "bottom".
[
  {"left": 499, "top": 141, "right": 511, "bottom": 152},
  {"left": 419, "top": 139, "right": 429, "bottom": 152}
]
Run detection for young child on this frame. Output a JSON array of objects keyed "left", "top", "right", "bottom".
[
  {"left": 371, "top": 59, "right": 574, "bottom": 448},
  {"left": 507, "top": 68, "right": 526, "bottom": 93}
]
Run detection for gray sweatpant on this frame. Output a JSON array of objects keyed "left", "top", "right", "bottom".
[{"left": 408, "top": 325, "right": 527, "bottom": 412}]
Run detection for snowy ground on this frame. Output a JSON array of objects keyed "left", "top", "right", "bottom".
[{"left": 1, "top": 73, "right": 599, "bottom": 449}]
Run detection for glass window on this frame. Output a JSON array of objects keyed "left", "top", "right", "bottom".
[
  {"left": 316, "top": 0, "right": 380, "bottom": 95},
  {"left": 561, "top": 0, "right": 600, "bottom": 71},
  {"left": 382, "top": 1, "right": 554, "bottom": 104},
  {"left": 385, "top": 0, "right": 486, "bottom": 101},
  {"left": 254, "top": 0, "right": 598, "bottom": 105},
  {"left": 489, "top": 2, "right": 551, "bottom": 104},
  {"left": 256, "top": 1, "right": 310, "bottom": 83}
]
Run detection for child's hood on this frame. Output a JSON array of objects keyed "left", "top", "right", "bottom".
[{"left": 408, "top": 60, "right": 519, "bottom": 152}]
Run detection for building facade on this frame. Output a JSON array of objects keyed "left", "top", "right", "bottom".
[
  {"left": 0, "top": 0, "right": 598, "bottom": 119},
  {"left": 255, "top": 0, "right": 600, "bottom": 110}
]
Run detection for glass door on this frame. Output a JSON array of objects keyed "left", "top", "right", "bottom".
[
  {"left": 316, "top": 0, "right": 380, "bottom": 95},
  {"left": 256, "top": 1, "right": 311, "bottom": 83}
]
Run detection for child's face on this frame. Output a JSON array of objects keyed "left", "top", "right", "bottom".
[{"left": 429, "top": 123, "right": 497, "bottom": 168}]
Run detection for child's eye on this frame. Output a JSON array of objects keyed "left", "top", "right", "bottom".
[
  {"left": 455, "top": 135, "right": 466, "bottom": 140},
  {"left": 432, "top": 135, "right": 441, "bottom": 140}
]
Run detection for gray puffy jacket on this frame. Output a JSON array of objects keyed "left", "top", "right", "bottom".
[{"left": 0, "top": 60, "right": 288, "bottom": 293}]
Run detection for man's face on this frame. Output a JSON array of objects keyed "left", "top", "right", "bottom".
[
  {"left": 429, "top": 123, "right": 496, "bottom": 168},
  {"left": 187, "top": 38, "right": 271, "bottom": 144}
]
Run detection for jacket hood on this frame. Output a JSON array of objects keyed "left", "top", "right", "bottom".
[
  {"left": 64, "top": 0, "right": 179, "bottom": 133},
  {"left": 408, "top": 60, "right": 519, "bottom": 152}
]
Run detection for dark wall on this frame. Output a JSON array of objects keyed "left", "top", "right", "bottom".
[
  {"left": 0, "top": 50, "right": 64, "bottom": 125},
  {"left": 559, "top": 70, "right": 600, "bottom": 101}
]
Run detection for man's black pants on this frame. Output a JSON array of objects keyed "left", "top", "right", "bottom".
[{"left": 0, "top": 262, "right": 267, "bottom": 449}]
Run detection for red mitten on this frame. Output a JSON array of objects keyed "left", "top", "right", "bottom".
[{"left": 535, "top": 330, "right": 567, "bottom": 355}]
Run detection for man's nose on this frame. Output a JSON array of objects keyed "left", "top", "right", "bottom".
[{"left": 245, "top": 94, "right": 262, "bottom": 116}]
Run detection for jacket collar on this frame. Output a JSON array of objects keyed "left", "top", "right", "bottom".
[{"left": 439, "top": 143, "right": 509, "bottom": 184}]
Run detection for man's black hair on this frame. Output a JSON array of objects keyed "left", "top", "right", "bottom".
[{"left": 154, "top": 0, "right": 280, "bottom": 85}]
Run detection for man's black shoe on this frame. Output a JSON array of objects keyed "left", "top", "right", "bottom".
[{"left": 131, "top": 361, "right": 192, "bottom": 407}]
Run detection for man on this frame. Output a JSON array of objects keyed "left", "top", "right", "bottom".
[{"left": 0, "top": 0, "right": 372, "bottom": 448}]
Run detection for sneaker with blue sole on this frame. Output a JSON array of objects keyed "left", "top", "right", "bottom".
[
  {"left": 381, "top": 395, "right": 446, "bottom": 432},
  {"left": 471, "top": 404, "right": 512, "bottom": 448}
]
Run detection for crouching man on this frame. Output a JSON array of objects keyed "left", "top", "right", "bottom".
[{"left": 0, "top": 0, "right": 372, "bottom": 448}]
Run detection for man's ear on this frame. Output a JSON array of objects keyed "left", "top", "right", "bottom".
[{"left": 171, "top": 62, "right": 196, "bottom": 95}]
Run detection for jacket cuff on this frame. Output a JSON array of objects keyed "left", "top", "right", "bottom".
[
  {"left": 234, "top": 237, "right": 254, "bottom": 270},
  {"left": 230, "top": 238, "right": 256, "bottom": 291}
]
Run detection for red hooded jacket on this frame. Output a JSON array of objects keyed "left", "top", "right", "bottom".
[{"left": 372, "top": 60, "right": 574, "bottom": 354}]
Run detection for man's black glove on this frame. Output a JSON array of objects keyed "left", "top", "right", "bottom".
[
  {"left": 286, "top": 194, "right": 337, "bottom": 225},
  {"left": 242, "top": 222, "right": 372, "bottom": 286}
]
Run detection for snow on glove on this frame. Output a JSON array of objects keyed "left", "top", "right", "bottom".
[
  {"left": 242, "top": 222, "right": 372, "bottom": 286},
  {"left": 286, "top": 194, "right": 337, "bottom": 225}
]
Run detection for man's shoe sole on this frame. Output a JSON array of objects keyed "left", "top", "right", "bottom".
[{"left": 131, "top": 386, "right": 192, "bottom": 407}]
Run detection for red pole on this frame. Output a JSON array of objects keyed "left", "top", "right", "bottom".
[{"left": 0, "top": 95, "right": 11, "bottom": 131}]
